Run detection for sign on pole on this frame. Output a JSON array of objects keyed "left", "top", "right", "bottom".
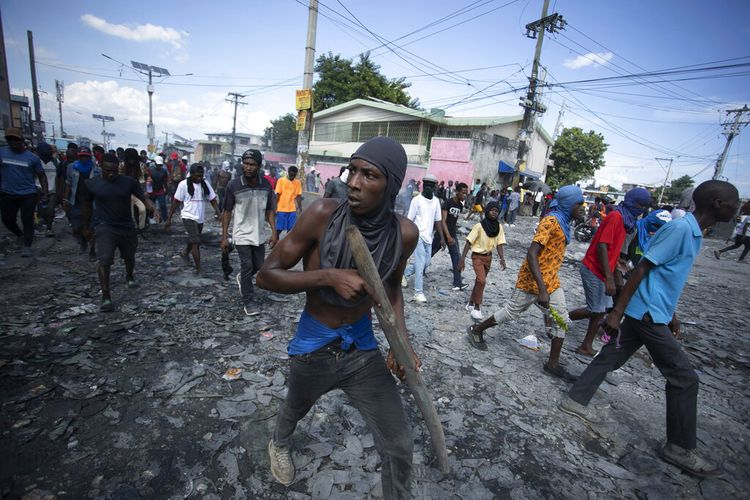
[
  {"left": 296, "top": 110, "right": 308, "bottom": 131},
  {"left": 295, "top": 89, "right": 312, "bottom": 111}
]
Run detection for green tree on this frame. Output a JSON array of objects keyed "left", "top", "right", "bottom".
[
  {"left": 313, "top": 52, "right": 419, "bottom": 111},
  {"left": 264, "top": 113, "right": 298, "bottom": 155},
  {"left": 663, "top": 174, "right": 694, "bottom": 202},
  {"left": 547, "top": 127, "right": 608, "bottom": 188}
]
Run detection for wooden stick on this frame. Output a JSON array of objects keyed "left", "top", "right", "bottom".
[{"left": 345, "top": 225, "right": 450, "bottom": 473}]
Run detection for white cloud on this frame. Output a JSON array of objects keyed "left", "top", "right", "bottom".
[
  {"left": 80, "top": 14, "right": 188, "bottom": 49},
  {"left": 563, "top": 52, "right": 613, "bottom": 70},
  {"left": 26, "top": 80, "right": 272, "bottom": 150}
]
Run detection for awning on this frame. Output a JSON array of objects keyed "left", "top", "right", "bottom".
[
  {"left": 521, "top": 171, "right": 541, "bottom": 180},
  {"left": 498, "top": 161, "right": 515, "bottom": 174}
]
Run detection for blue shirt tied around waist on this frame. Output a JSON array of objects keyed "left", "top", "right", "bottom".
[{"left": 287, "top": 309, "right": 378, "bottom": 355}]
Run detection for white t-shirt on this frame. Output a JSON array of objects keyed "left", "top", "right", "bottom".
[
  {"left": 735, "top": 215, "right": 750, "bottom": 237},
  {"left": 174, "top": 180, "right": 217, "bottom": 223},
  {"left": 35, "top": 160, "right": 57, "bottom": 192},
  {"left": 534, "top": 191, "right": 544, "bottom": 203},
  {"left": 407, "top": 194, "right": 442, "bottom": 244}
]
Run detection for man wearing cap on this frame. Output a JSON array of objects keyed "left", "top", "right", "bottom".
[
  {"left": 402, "top": 173, "right": 444, "bottom": 303},
  {"left": 63, "top": 146, "right": 101, "bottom": 258},
  {"left": 221, "top": 149, "right": 278, "bottom": 316},
  {"left": 256, "top": 136, "right": 419, "bottom": 496},
  {"left": 0, "top": 128, "right": 48, "bottom": 257}
]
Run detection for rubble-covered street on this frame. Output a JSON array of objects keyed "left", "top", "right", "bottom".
[{"left": 1, "top": 211, "right": 749, "bottom": 499}]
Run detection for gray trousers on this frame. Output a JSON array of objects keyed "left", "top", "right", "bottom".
[
  {"left": 236, "top": 244, "right": 265, "bottom": 305},
  {"left": 274, "top": 348, "right": 412, "bottom": 499},
  {"left": 568, "top": 314, "right": 699, "bottom": 449}
]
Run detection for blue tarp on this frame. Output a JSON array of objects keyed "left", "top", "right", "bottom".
[
  {"left": 521, "top": 171, "right": 541, "bottom": 180},
  {"left": 498, "top": 161, "right": 515, "bottom": 174}
]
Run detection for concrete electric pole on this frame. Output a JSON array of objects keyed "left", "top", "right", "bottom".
[
  {"left": 296, "top": 0, "right": 318, "bottom": 173},
  {"left": 656, "top": 157, "right": 673, "bottom": 205},
  {"left": 513, "top": 0, "right": 565, "bottom": 186},
  {"left": 55, "top": 80, "right": 64, "bottom": 137},
  {"left": 226, "top": 92, "right": 247, "bottom": 160},
  {"left": 27, "top": 30, "right": 43, "bottom": 144},
  {"left": 713, "top": 105, "right": 749, "bottom": 180}
]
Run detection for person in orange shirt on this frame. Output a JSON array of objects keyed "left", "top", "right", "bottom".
[{"left": 275, "top": 166, "right": 302, "bottom": 233}]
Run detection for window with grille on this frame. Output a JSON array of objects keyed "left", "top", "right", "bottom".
[{"left": 314, "top": 121, "right": 422, "bottom": 144}]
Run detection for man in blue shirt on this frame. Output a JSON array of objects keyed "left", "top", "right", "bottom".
[
  {"left": 560, "top": 180, "right": 740, "bottom": 479},
  {"left": 0, "top": 128, "right": 48, "bottom": 257}
]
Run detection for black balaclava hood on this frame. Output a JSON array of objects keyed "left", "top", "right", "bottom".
[
  {"left": 481, "top": 201, "right": 501, "bottom": 237},
  {"left": 422, "top": 182, "right": 436, "bottom": 200},
  {"left": 319, "top": 136, "right": 407, "bottom": 308}
]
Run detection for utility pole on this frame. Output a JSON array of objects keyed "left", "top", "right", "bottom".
[
  {"left": 129, "top": 60, "right": 170, "bottom": 153},
  {"left": 55, "top": 80, "right": 65, "bottom": 137},
  {"left": 27, "top": 30, "right": 43, "bottom": 144},
  {"left": 0, "top": 8, "right": 13, "bottom": 132},
  {"left": 656, "top": 157, "right": 673, "bottom": 205},
  {"left": 513, "top": 0, "right": 565, "bottom": 186},
  {"left": 226, "top": 92, "right": 246, "bottom": 160},
  {"left": 164, "top": 131, "right": 169, "bottom": 149},
  {"left": 542, "top": 99, "right": 565, "bottom": 180},
  {"left": 296, "top": 0, "right": 318, "bottom": 173},
  {"left": 713, "top": 105, "right": 749, "bottom": 180}
]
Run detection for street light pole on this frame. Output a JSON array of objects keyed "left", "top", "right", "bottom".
[{"left": 131, "top": 61, "right": 170, "bottom": 153}]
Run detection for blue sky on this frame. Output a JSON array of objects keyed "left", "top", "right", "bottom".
[{"left": 3, "top": 0, "right": 749, "bottom": 195}]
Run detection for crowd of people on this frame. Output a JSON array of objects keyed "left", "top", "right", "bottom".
[{"left": 1, "top": 129, "right": 746, "bottom": 497}]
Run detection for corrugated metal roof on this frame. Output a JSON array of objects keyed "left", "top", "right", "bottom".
[{"left": 313, "top": 98, "right": 553, "bottom": 145}]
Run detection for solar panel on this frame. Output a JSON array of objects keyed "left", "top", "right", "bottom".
[
  {"left": 131, "top": 61, "right": 150, "bottom": 71},
  {"left": 151, "top": 66, "right": 170, "bottom": 76},
  {"left": 92, "top": 114, "right": 103, "bottom": 120}
]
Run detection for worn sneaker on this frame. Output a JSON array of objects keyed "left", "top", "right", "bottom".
[
  {"left": 20, "top": 246, "right": 32, "bottom": 258},
  {"left": 414, "top": 292, "right": 427, "bottom": 303},
  {"left": 464, "top": 302, "right": 473, "bottom": 312},
  {"left": 126, "top": 278, "right": 139, "bottom": 289},
  {"left": 661, "top": 443, "right": 721, "bottom": 478},
  {"left": 559, "top": 396, "right": 602, "bottom": 425},
  {"left": 452, "top": 283, "right": 469, "bottom": 291},
  {"left": 268, "top": 439, "right": 295, "bottom": 486},
  {"left": 470, "top": 309, "right": 484, "bottom": 320},
  {"left": 100, "top": 299, "right": 115, "bottom": 312},
  {"left": 401, "top": 276, "right": 407, "bottom": 288},
  {"left": 467, "top": 325, "right": 488, "bottom": 351},
  {"left": 236, "top": 273, "right": 242, "bottom": 294},
  {"left": 243, "top": 303, "right": 260, "bottom": 316},
  {"left": 543, "top": 363, "right": 578, "bottom": 383}
]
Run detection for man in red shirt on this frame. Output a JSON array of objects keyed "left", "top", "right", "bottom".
[{"left": 569, "top": 188, "right": 651, "bottom": 355}]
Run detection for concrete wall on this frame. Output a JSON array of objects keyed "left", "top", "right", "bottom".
[
  {"left": 426, "top": 138, "right": 475, "bottom": 186},
  {"left": 469, "top": 135, "right": 517, "bottom": 188}
]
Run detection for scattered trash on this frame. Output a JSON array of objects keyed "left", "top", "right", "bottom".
[
  {"left": 260, "top": 331, "right": 274, "bottom": 340},
  {"left": 58, "top": 304, "right": 98, "bottom": 319},
  {"left": 222, "top": 367, "right": 242, "bottom": 381},
  {"left": 515, "top": 334, "right": 540, "bottom": 351}
]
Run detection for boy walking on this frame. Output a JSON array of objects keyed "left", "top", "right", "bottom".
[
  {"left": 459, "top": 202, "right": 506, "bottom": 320},
  {"left": 560, "top": 180, "right": 739, "bottom": 478}
]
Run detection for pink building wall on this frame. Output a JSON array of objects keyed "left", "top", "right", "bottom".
[{"left": 427, "top": 138, "right": 475, "bottom": 187}]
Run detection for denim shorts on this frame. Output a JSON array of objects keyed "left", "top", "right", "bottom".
[
  {"left": 183, "top": 219, "right": 203, "bottom": 244},
  {"left": 579, "top": 262, "right": 612, "bottom": 313},
  {"left": 276, "top": 211, "right": 297, "bottom": 231}
]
